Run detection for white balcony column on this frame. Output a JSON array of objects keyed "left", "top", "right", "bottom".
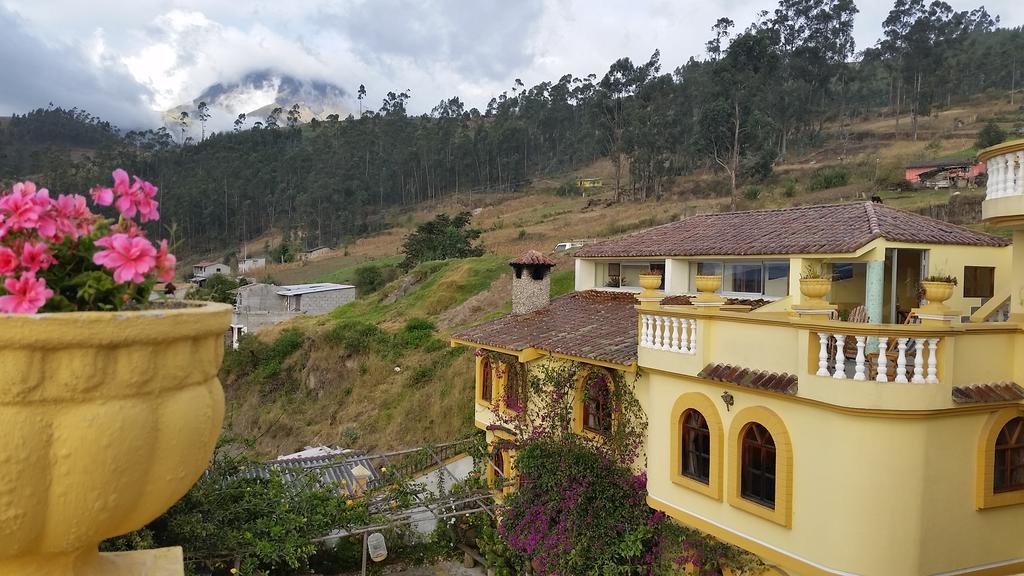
[
  {"left": 1015, "top": 151, "right": 1024, "bottom": 194},
  {"left": 640, "top": 315, "right": 649, "bottom": 347},
  {"left": 688, "top": 319, "right": 697, "bottom": 354},
  {"left": 669, "top": 317, "right": 680, "bottom": 351},
  {"left": 911, "top": 339, "right": 926, "bottom": 383},
  {"left": 987, "top": 158, "right": 1000, "bottom": 198},
  {"left": 895, "top": 338, "right": 909, "bottom": 383},
  {"left": 926, "top": 338, "right": 940, "bottom": 383},
  {"left": 817, "top": 332, "right": 831, "bottom": 376},
  {"left": 833, "top": 335, "right": 847, "bottom": 379},
  {"left": 654, "top": 316, "right": 664, "bottom": 348},
  {"left": 854, "top": 336, "right": 867, "bottom": 381},
  {"left": 678, "top": 318, "right": 690, "bottom": 353},
  {"left": 1001, "top": 155, "right": 1012, "bottom": 196},
  {"left": 875, "top": 337, "right": 889, "bottom": 382}
]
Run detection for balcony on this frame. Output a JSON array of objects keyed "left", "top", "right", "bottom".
[
  {"left": 980, "top": 140, "right": 1024, "bottom": 226},
  {"left": 638, "top": 305, "right": 1022, "bottom": 411}
]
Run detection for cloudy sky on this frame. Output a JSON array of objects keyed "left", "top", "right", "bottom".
[{"left": 2, "top": 0, "right": 1022, "bottom": 129}]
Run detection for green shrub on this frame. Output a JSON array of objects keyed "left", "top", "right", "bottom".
[
  {"left": 394, "top": 317, "right": 436, "bottom": 351},
  {"left": 352, "top": 263, "right": 400, "bottom": 294},
  {"left": 782, "top": 178, "right": 797, "bottom": 198},
  {"left": 808, "top": 167, "right": 849, "bottom": 191},
  {"left": 517, "top": 228, "right": 528, "bottom": 240},
  {"left": 268, "top": 329, "right": 304, "bottom": 362},
  {"left": 555, "top": 180, "right": 578, "bottom": 196},
  {"left": 742, "top": 186, "right": 762, "bottom": 201},
  {"left": 325, "top": 320, "right": 384, "bottom": 353},
  {"left": 976, "top": 120, "right": 1007, "bottom": 149},
  {"left": 408, "top": 363, "right": 437, "bottom": 388}
]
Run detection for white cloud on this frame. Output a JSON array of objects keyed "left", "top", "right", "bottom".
[{"left": 2, "top": 0, "right": 1022, "bottom": 127}]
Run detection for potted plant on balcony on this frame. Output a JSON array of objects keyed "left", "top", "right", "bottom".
[
  {"left": 0, "top": 172, "right": 230, "bottom": 575},
  {"left": 798, "top": 263, "right": 832, "bottom": 307},
  {"left": 921, "top": 273, "right": 957, "bottom": 310},
  {"left": 638, "top": 266, "right": 663, "bottom": 296},
  {"left": 694, "top": 273, "right": 723, "bottom": 302}
]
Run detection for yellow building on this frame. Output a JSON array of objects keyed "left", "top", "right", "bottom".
[{"left": 454, "top": 159, "right": 1024, "bottom": 576}]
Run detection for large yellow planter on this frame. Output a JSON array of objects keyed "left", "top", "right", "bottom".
[
  {"left": 798, "top": 277, "right": 833, "bottom": 307},
  {"left": 694, "top": 275, "right": 723, "bottom": 303},
  {"left": 638, "top": 273, "right": 663, "bottom": 296},
  {"left": 0, "top": 302, "right": 232, "bottom": 576},
  {"left": 921, "top": 280, "right": 955, "bottom": 310}
]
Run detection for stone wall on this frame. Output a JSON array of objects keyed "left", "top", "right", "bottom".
[
  {"left": 512, "top": 273, "right": 551, "bottom": 315},
  {"left": 914, "top": 194, "right": 984, "bottom": 225},
  {"left": 296, "top": 287, "right": 356, "bottom": 315}
]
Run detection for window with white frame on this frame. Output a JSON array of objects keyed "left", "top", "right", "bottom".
[{"left": 688, "top": 261, "right": 789, "bottom": 298}]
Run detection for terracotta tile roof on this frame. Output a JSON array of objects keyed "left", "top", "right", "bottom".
[
  {"left": 453, "top": 290, "right": 638, "bottom": 366},
  {"left": 697, "top": 363, "right": 799, "bottom": 396},
  {"left": 660, "top": 295, "right": 772, "bottom": 309},
  {"left": 951, "top": 382, "right": 1024, "bottom": 404},
  {"left": 510, "top": 250, "right": 555, "bottom": 266},
  {"left": 575, "top": 202, "right": 1009, "bottom": 258}
]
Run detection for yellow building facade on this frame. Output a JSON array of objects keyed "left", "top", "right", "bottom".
[{"left": 456, "top": 150, "right": 1024, "bottom": 576}]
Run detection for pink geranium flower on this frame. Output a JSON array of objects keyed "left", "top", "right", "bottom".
[
  {"left": 90, "top": 185, "right": 114, "bottom": 206},
  {"left": 0, "top": 181, "right": 46, "bottom": 232},
  {"left": 135, "top": 179, "right": 160, "bottom": 222},
  {"left": 54, "top": 194, "right": 95, "bottom": 240},
  {"left": 0, "top": 246, "right": 17, "bottom": 275},
  {"left": 20, "top": 242, "right": 53, "bottom": 273},
  {"left": 0, "top": 274, "right": 53, "bottom": 314},
  {"left": 93, "top": 233, "right": 157, "bottom": 283},
  {"left": 155, "top": 239, "right": 176, "bottom": 283}
]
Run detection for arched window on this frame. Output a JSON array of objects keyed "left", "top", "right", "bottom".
[
  {"left": 741, "top": 423, "right": 776, "bottom": 509},
  {"left": 504, "top": 367, "right": 525, "bottom": 414},
  {"left": 480, "top": 359, "right": 493, "bottom": 404},
  {"left": 681, "top": 409, "right": 711, "bottom": 483},
  {"left": 583, "top": 374, "right": 613, "bottom": 436},
  {"left": 995, "top": 417, "right": 1024, "bottom": 493}
]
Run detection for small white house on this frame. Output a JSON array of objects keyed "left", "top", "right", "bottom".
[{"left": 191, "top": 260, "right": 232, "bottom": 282}]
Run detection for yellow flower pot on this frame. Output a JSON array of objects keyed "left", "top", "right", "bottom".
[
  {"left": 0, "top": 302, "right": 231, "bottom": 576},
  {"left": 694, "top": 275, "right": 723, "bottom": 302},
  {"left": 921, "top": 281, "right": 955, "bottom": 305},
  {"left": 638, "top": 273, "right": 663, "bottom": 296},
  {"left": 799, "top": 277, "right": 833, "bottom": 307},
  {"left": 921, "top": 281, "right": 956, "bottom": 312}
]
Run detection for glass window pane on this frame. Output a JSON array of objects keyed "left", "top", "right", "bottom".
[
  {"left": 765, "top": 261, "right": 790, "bottom": 297},
  {"left": 726, "top": 263, "right": 763, "bottom": 294}
]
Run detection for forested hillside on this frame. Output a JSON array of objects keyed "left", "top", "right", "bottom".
[{"left": 1, "top": 0, "right": 1022, "bottom": 257}]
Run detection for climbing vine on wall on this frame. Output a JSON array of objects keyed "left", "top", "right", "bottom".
[{"left": 478, "top": 350, "right": 647, "bottom": 468}]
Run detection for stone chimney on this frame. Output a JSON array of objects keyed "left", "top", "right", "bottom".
[{"left": 510, "top": 250, "right": 556, "bottom": 315}]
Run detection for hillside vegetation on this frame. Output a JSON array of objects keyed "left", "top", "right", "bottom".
[{"left": 3, "top": 0, "right": 1022, "bottom": 258}]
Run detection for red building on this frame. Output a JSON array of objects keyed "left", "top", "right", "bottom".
[{"left": 904, "top": 158, "right": 986, "bottom": 188}]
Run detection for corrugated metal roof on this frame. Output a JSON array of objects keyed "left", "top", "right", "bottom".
[
  {"left": 242, "top": 452, "right": 384, "bottom": 496},
  {"left": 276, "top": 283, "right": 355, "bottom": 296}
]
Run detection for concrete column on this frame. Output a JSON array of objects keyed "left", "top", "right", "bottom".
[
  {"left": 664, "top": 259, "right": 689, "bottom": 294},
  {"left": 865, "top": 260, "right": 886, "bottom": 324},
  {"left": 789, "top": 257, "right": 805, "bottom": 305},
  {"left": 574, "top": 259, "right": 596, "bottom": 292}
]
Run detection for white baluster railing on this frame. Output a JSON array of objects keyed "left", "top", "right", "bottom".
[
  {"left": 640, "top": 314, "right": 697, "bottom": 355},
  {"left": 985, "top": 149, "right": 1024, "bottom": 200},
  {"left": 812, "top": 330, "right": 943, "bottom": 383}
]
